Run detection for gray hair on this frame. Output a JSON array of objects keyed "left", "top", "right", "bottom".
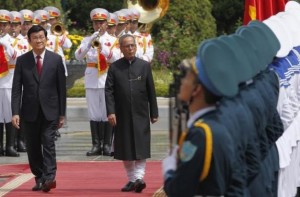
[{"left": 119, "top": 34, "right": 136, "bottom": 47}]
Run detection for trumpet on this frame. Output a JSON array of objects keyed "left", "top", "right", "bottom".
[
  {"left": 91, "top": 28, "right": 102, "bottom": 48},
  {"left": 51, "top": 22, "right": 65, "bottom": 36}
]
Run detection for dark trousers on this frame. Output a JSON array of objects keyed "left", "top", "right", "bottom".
[{"left": 22, "top": 107, "right": 58, "bottom": 182}]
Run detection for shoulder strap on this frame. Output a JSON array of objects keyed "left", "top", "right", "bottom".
[{"left": 193, "top": 121, "right": 213, "bottom": 182}]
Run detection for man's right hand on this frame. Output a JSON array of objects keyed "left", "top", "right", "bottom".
[
  {"left": 108, "top": 114, "right": 117, "bottom": 127},
  {"left": 88, "top": 31, "right": 100, "bottom": 46},
  {"left": 12, "top": 115, "right": 20, "bottom": 129}
]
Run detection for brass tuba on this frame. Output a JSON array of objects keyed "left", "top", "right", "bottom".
[
  {"left": 126, "top": 0, "right": 169, "bottom": 32},
  {"left": 51, "top": 22, "right": 65, "bottom": 36}
]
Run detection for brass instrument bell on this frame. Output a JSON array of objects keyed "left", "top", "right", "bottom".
[{"left": 51, "top": 22, "right": 65, "bottom": 36}]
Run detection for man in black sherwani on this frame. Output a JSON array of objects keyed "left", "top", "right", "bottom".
[{"left": 105, "top": 34, "right": 158, "bottom": 193}]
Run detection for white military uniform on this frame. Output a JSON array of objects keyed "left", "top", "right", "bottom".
[
  {"left": 75, "top": 9, "right": 119, "bottom": 121},
  {"left": 47, "top": 34, "right": 72, "bottom": 76},
  {"left": 0, "top": 11, "right": 17, "bottom": 123},
  {"left": 134, "top": 32, "right": 154, "bottom": 62},
  {"left": 44, "top": 6, "right": 72, "bottom": 76}
]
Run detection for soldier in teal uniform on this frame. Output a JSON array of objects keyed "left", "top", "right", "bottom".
[
  {"left": 218, "top": 94, "right": 261, "bottom": 197},
  {"left": 162, "top": 52, "right": 240, "bottom": 197}
]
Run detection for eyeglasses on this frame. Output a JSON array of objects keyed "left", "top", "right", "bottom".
[{"left": 31, "top": 36, "right": 46, "bottom": 41}]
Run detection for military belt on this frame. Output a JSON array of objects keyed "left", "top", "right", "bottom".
[
  {"left": 9, "top": 64, "right": 15, "bottom": 69},
  {"left": 86, "top": 63, "right": 97, "bottom": 68}
]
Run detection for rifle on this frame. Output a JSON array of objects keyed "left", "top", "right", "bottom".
[{"left": 168, "top": 72, "right": 189, "bottom": 151}]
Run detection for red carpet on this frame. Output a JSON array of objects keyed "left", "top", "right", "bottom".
[{"left": 0, "top": 161, "right": 163, "bottom": 197}]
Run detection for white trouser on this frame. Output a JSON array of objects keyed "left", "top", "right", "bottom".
[
  {"left": 85, "top": 88, "right": 108, "bottom": 121},
  {"left": 0, "top": 88, "right": 12, "bottom": 123},
  {"left": 123, "top": 160, "right": 146, "bottom": 182}
]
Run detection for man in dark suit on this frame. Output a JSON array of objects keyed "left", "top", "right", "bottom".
[
  {"left": 105, "top": 34, "right": 158, "bottom": 193},
  {"left": 11, "top": 25, "right": 66, "bottom": 193}
]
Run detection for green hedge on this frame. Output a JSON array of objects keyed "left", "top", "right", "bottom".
[{"left": 67, "top": 68, "right": 173, "bottom": 97}]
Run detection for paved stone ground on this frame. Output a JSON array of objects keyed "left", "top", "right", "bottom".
[
  {"left": 0, "top": 130, "right": 169, "bottom": 165},
  {"left": 0, "top": 97, "right": 170, "bottom": 165}
]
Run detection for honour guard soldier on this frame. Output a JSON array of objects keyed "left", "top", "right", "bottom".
[
  {"left": 0, "top": 10, "right": 19, "bottom": 157},
  {"left": 162, "top": 56, "right": 237, "bottom": 197},
  {"left": 75, "top": 8, "right": 119, "bottom": 156}
]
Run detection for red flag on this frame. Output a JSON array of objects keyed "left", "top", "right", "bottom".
[
  {"left": 97, "top": 48, "right": 108, "bottom": 75},
  {"left": 0, "top": 45, "right": 9, "bottom": 78},
  {"left": 243, "top": 0, "right": 288, "bottom": 25}
]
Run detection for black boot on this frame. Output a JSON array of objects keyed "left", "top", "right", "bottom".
[
  {"left": 5, "top": 123, "right": 20, "bottom": 157},
  {"left": 103, "top": 121, "right": 112, "bottom": 156},
  {"left": 86, "top": 121, "right": 102, "bottom": 156},
  {"left": 17, "top": 129, "right": 27, "bottom": 152},
  {"left": 0, "top": 123, "right": 4, "bottom": 156}
]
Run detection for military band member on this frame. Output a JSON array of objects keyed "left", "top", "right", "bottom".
[
  {"left": 9, "top": 11, "right": 28, "bottom": 152},
  {"left": 43, "top": 6, "right": 72, "bottom": 137},
  {"left": 43, "top": 6, "right": 72, "bottom": 77},
  {"left": 75, "top": 8, "right": 119, "bottom": 156},
  {"left": 107, "top": 13, "right": 118, "bottom": 37},
  {"left": 33, "top": 10, "right": 49, "bottom": 30},
  {"left": 128, "top": 8, "right": 154, "bottom": 62},
  {"left": 0, "top": 10, "right": 19, "bottom": 157},
  {"left": 114, "top": 10, "right": 128, "bottom": 38},
  {"left": 19, "top": 9, "right": 33, "bottom": 39},
  {"left": 31, "top": 12, "right": 42, "bottom": 26},
  {"left": 120, "top": 9, "right": 132, "bottom": 34}
]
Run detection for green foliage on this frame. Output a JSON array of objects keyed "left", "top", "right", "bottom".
[
  {"left": 152, "top": 67, "right": 174, "bottom": 97},
  {"left": 0, "top": 0, "right": 62, "bottom": 12},
  {"left": 67, "top": 86, "right": 85, "bottom": 97},
  {"left": 210, "top": 0, "right": 244, "bottom": 35},
  {"left": 151, "top": 0, "right": 216, "bottom": 70},
  {"left": 64, "top": 1, "right": 123, "bottom": 35}
]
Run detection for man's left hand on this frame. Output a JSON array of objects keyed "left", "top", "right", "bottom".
[
  {"left": 151, "top": 117, "right": 158, "bottom": 124},
  {"left": 58, "top": 116, "right": 65, "bottom": 129}
]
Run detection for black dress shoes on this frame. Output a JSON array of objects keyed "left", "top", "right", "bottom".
[
  {"left": 32, "top": 182, "right": 43, "bottom": 191},
  {"left": 134, "top": 179, "right": 146, "bottom": 193},
  {"left": 121, "top": 181, "right": 135, "bottom": 192},
  {"left": 42, "top": 180, "right": 56, "bottom": 192}
]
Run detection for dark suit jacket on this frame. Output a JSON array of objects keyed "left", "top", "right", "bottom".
[{"left": 11, "top": 49, "right": 66, "bottom": 122}]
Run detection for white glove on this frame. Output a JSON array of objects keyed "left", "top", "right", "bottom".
[
  {"left": 162, "top": 145, "right": 178, "bottom": 176},
  {"left": 88, "top": 31, "right": 100, "bottom": 46}
]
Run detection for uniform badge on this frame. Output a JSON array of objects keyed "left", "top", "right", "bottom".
[{"left": 179, "top": 141, "right": 197, "bottom": 162}]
